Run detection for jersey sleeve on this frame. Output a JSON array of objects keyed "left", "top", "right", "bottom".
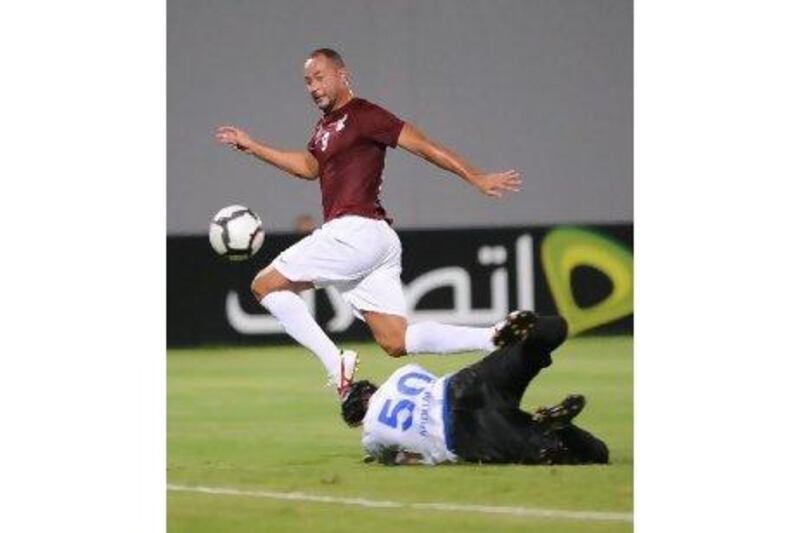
[{"left": 359, "top": 101, "right": 405, "bottom": 148}]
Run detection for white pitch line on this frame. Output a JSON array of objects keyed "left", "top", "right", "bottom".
[{"left": 167, "top": 483, "right": 633, "bottom": 523}]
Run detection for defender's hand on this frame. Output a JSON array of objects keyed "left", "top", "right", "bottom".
[
  {"left": 474, "top": 170, "right": 522, "bottom": 198},
  {"left": 215, "top": 125, "right": 256, "bottom": 153}
]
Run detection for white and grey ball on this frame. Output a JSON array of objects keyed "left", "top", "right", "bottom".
[{"left": 209, "top": 205, "right": 264, "bottom": 261}]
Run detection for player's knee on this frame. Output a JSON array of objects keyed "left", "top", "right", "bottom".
[
  {"left": 377, "top": 335, "right": 407, "bottom": 358},
  {"left": 537, "top": 315, "right": 569, "bottom": 350},
  {"left": 250, "top": 274, "right": 272, "bottom": 301},
  {"left": 366, "top": 314, "right": 408, "bottom": 357},
  {"left": 383, "top": 341, "right": 407, "bottom": 358},
  {"left": 554, "top": 315, "right": 569, "bottom": 341}
]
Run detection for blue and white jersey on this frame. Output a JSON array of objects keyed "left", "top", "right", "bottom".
[{"left": 361, "top": 364, "right": 458, "bottom": 465}]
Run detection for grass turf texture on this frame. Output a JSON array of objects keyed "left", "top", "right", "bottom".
[{"left": 168, "top": 336, "right": 632, "bottom": 532}]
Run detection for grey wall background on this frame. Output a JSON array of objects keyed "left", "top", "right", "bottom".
[{"left": 168, "top": 0, "right": 631, "bottom": 234}]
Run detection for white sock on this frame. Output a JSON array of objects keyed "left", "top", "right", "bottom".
[
  {"left": 404, "top": 321, "right": 494, "bottom": 355},
  {"left": 260, "top": 291, "right": 340, "bottom": 378}
]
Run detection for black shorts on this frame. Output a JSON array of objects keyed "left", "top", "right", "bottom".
[{"left": 444, "top": 316, "right": 571, "bottom": 464}]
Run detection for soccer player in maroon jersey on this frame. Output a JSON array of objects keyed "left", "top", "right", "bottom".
[{"left": 216, "top": 48, "right": 526, "bottom": 400}]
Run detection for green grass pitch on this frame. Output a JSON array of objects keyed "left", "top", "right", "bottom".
[{"left": 168, "top": 336, "right": 632, "bottom": 532}]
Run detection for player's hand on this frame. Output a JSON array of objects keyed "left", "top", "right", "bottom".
[
  {"left": 473, "top": 170, "right": 522, "bottom": 198},
  {"left": 215, "top": 125, "right": 256, "bottom": 153}
]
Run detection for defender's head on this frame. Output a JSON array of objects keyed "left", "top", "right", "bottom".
[
  {"left": 340, "top": 380, "right": 378, "bottom": 427},
  {"left": 304, "top": 48, "right": 352, "bottom": 114}
]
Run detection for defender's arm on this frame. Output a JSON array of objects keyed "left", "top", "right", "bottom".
[
  {"left": 397, "top": 123, "right": 521, "bottom": 198},
  {"left": 363, "top": 449, "right": 425, "bottom": 466},
  {"left": 215, "top": 125, "right": 319, "bottom": 180}
]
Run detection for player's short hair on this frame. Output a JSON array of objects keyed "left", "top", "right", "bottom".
[
  {"left": 309, "top": 48, "right": 346, "bottom": 68},
  {"left": 341, "top": 380, "right": 377, "bottom": 427}
]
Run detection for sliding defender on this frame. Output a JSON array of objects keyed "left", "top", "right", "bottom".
[{"left": 341, "top": 313, "right": 609, "bottom": 466}]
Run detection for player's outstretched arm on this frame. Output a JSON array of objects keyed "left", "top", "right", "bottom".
[
  {"left": 397, "top": 123, "right": 521, "bottom": 198},
  {"left": 215, "top": 125, "right": 319, "bottom": 180}
]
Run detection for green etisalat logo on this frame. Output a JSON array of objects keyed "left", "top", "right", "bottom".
[{"left": 541, "top": 227, "right": 633, "bottom": 335}]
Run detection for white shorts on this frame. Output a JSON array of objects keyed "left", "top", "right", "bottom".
[{"left": 271, "top": 216, "right": 406, "bottom": 320}]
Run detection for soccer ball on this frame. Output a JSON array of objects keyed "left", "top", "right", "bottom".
[{"left": 209, "top": 205, "right": 265, "bottom": 261}]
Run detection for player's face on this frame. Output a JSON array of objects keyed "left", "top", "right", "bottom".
[{"left": 304, "top": 56, "right": 348, "bottom": 113}]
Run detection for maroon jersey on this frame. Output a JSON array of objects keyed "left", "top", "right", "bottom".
[{"left": 307, "top": 97, "right": 404, "bottom": 223}]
